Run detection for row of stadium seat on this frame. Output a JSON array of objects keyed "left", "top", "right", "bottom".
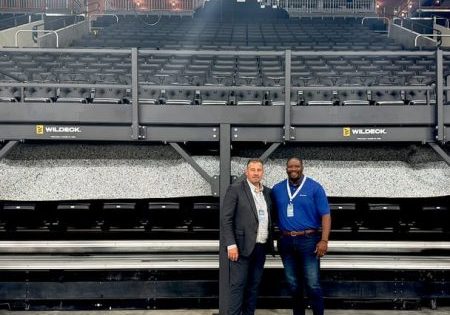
[
  {"left": 0, "top": 202, "right": 447, "bottom": 233},
  {"left": 0, "top": 202, "right": 219, "bottom": 231},
  {"left": 82, "top": 16, "right": 399, "bottom": 49},
  {"left": 0, "top": 86, "right": 435, "bottom": 106}
]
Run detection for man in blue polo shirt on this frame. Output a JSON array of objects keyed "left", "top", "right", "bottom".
[{"left": 271, "top": 157, "right": 331, "bottom": 315}]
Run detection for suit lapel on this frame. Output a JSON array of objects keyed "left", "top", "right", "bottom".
[{"left": 242, "top": 180, "right": 259, "bottom": 221}]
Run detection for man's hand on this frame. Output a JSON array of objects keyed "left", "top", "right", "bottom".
[
  {"left": 228, "top": 247, "right": 239, "bottom": 261},
  {"left": 315, "top": 240, "right": 328, "bottom": 257}
]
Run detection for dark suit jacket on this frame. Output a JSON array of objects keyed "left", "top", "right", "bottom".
[{"left": 221, "top": 179, "right": 274, "bottom": 257}]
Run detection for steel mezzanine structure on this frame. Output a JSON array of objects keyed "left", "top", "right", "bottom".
[
  {"left": 0, "top": 47, "right": 449, "bottom": 161},
  {"left": 0, "top": 46, "right": 450, "bottom": 312}
]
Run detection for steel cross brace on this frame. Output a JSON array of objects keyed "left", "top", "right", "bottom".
[
  {"left": 429, "top": 142, "right": 450, "bottom": 166},
  {"left": 234, "top": 142, "right": 282, "bottom": 182},
  {"left": 169, "top": 142, "right": 219, "bottom": 196},
  {"left": 0, "top": 141, "right": 19, "bottom": 159}
]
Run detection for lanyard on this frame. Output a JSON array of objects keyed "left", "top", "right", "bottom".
[{"left": 286, "top": 176, "right": 307, "bottom": 203}]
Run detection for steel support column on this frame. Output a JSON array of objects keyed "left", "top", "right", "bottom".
[
  {"left": 436, "top": 48, "right": 445, "bottom": 142},
  {"left": 131, "top": 47, "right": 140, "bottom": 140},
  {"left": 0, "top": 141, "right": 19, "bottom": 159},
  {"left": 219, "top": 123, "right": 231, "bottom": 315},
  {"left": 284, "top": 49, "right": 293, "bottom": 141}
]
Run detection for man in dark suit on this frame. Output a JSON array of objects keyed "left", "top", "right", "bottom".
[{"left": 221, "top": 158, "right": 273, "bottom": 315}]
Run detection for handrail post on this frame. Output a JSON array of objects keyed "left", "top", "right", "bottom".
[
  {"left": 131, "top": 47, "right": 140, "bottom": 140},
  {"left": 284, "top": 49, "right": 293, "bottom": 141}
]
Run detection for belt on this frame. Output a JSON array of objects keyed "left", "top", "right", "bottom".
[{"left": 282, "top": 229, "right": 317, "bottom": 237}]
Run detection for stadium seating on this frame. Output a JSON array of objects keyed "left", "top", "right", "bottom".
[{"left": 0, "top": 14, "right": 442, "bottom": 106}]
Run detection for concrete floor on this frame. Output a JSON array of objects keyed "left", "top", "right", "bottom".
[{"left": 4, "top": 309, "right": 450, "bottom": 315}]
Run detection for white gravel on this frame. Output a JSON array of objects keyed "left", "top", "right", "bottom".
[{"left": 0, "top": 144, "right": 448, "bottom": 201}]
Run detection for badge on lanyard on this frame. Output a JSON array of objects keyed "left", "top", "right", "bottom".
[
  {"left": 286, "top": 177, "right": 307, "bottom": 218},
  {"left": 287, "top": 203, "right": 294, "bottom": 217},
  {"left": 258, "top": 209, "right": 266, "bottom": 222}
]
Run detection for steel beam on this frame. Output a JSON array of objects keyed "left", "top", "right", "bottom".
[
  {"left": 291, "top": 106, "right": 435, "bottom": 126},
  {"left": 0, "top": 140, "right": 19, "bottom": 159},
  {"left": 145, "top": 127, "right": 219, "bottom": 142},
  {"left": 1, "top": 104, "right": 435, "bottom": 127},
  {"left": 290, "top": 127, "right": 434, "bottom": 142},
  {"left": 140, "top": 106, "right": 283, "bottom": 125},
  {"left": 0, "top": 125, "right": 133, "bottom": 141},
  {"left": 0, "top": 103, "right": 131, "bottom": 124}
]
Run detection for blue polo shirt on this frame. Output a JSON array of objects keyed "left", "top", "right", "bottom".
[{"left": 271, "top": 177, "right": 330, "bottom": 232}]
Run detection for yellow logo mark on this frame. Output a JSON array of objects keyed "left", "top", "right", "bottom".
[
  {"left": 36, "top": 125, "right": 44, "bottom": 135},
  {"left": 343, "top": 127, "right": 351, "bottom": 137}
]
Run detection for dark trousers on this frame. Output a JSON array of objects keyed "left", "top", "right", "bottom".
[
  {"left": 228, "top": 243, "right": 266, "bottom": 315},
  {"left": 278, "top": 234, "right": 324, "bottom": 315}
]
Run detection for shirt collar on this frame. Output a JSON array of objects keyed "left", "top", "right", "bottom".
[
  {"left": 247, "top": 179, "right": 263, "bottom": 193},
  {"left": 288, "top": 175, "right": 304, "bottom": 188}
]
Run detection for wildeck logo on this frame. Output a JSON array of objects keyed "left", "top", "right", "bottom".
[
  {"left": 343, "top": 127, "right": 351, "bottom": 137},
  {"left": 35, "top": 125, "right": 82, "bottom": 134},
  {"left": 343, "top": 127, "right": 387, "bottom": 137},
  {"left": 36, "top": 125, "right": 44, "bottom": 135}
]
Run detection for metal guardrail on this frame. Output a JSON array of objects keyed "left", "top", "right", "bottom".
[
  {"left": 0, "top": 0, "right": 71, "bottom": 11},
  {"left": 15, "top": 29, "right": 59, "bottom": 47},
  {"left": 0, "top": 48, "right": 447, "bottom": 147},
  {"left": 362, "top": 16, "right": 390, "bottom": 35},
  {"left": 264, "top": 0, "right": 375, "bottom": 14},
  {"left": 415, "top": 34, "right": 450, "bottom": 47},
  {"left": 104, "top": 0, "right": 206, "bottom": 13}
]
